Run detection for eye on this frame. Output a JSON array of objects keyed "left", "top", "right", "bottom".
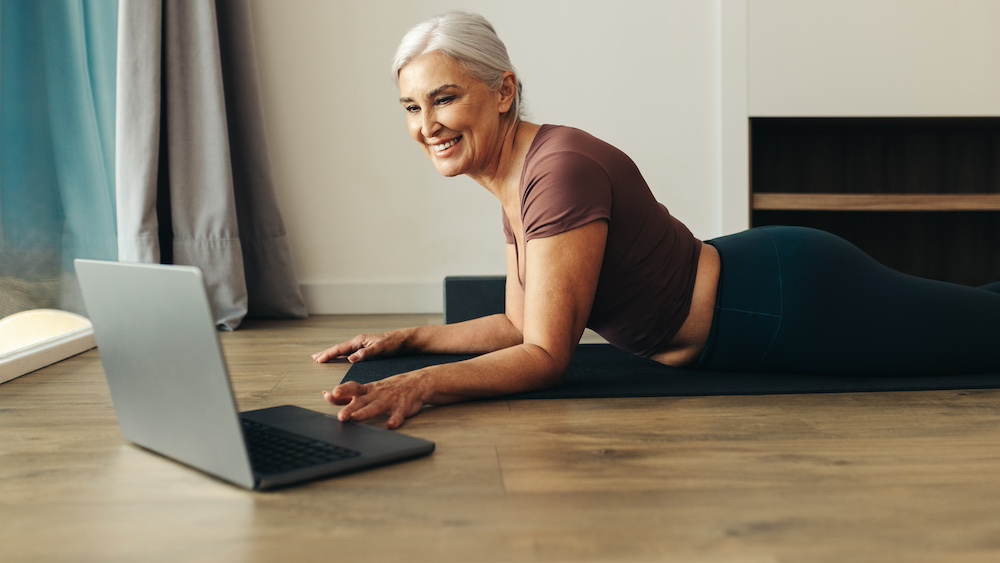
[
  {"left": 435, "top": 95, "right": 456, "bottom": 106},
  {"left": 404, "top": 104, "right": 420, "bottom": 114}
]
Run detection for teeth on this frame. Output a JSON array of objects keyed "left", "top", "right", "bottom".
[{"left": 432, "top": 137, "right": 460, "bottom": 152}]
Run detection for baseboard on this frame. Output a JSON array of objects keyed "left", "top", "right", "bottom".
[
  {"left": 300, "top": 281, "right": 443, "bottom": 314},
  {"left": 0, "top": 309, "right": 97, "bottom": 383}
]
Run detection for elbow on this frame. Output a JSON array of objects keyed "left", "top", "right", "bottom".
[
  {"left": 524, "top": 343, "right": 572, "bottom": 388},
  {"left": 546, "top": 369, "right": 569, "bottom": 389}
]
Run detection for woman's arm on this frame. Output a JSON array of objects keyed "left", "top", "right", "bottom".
[
  {"left": 312, "top": 245, "right": 526, "bottom": 364},
  {"left": 324, "top": 220, "right": 608, "bottom": 428},
  {"left": 312, "top": 314, "right": 522, "bottom": 363}
]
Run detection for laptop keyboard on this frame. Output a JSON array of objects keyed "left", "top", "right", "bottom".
[{"left": 241, "top": 418, "right": 361, "bottom": 476}]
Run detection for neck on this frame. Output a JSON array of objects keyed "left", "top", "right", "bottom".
[{"left": 468, "top": 118, "right": 533, "bottom": 205}]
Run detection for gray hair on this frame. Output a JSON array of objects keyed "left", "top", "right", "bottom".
[{"left": 392, "top": 11, "right": 524, "bottom": 120}]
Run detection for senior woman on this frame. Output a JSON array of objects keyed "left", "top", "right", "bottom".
[{"left": 313, "top": 11, "right": 1000, "bottom": 429}]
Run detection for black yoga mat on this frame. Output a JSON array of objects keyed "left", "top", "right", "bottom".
[{"left": 342, "top": 344, "right": 1000, "bottom": 400}]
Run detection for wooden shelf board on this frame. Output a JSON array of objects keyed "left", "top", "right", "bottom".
[{"left": 753, "top": 193, "right": 1000, "bottom": 212}]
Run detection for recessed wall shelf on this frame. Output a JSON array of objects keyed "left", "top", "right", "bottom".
[
  {"left": 753, "top": 193, "right": 1000, "bottom": 212},
  {"left": 751, "top": 117, "right": 1000, "bottom": 286}
]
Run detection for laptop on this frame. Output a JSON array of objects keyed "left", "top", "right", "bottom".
[{"left": 74, "top": 259, "right": 435, "bottom": 491}]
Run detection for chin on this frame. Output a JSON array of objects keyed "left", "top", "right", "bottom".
[{"left": 430, "top": 160, "right": 466, "bottom": 178}]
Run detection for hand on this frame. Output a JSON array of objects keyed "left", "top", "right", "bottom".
[
  {"left": 322, "top": 371, "right": 427, "bottom": 429},
  {"left": 312, "top": 330, "right": 410, "bottom": 364}
]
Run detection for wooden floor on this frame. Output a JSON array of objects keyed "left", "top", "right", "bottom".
[{"left": 3, "top": 314, "right": 1000, "bottom": 562}]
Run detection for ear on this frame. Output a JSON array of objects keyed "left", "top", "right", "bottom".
[{"left": 497, "top": 71, "right": 518, "bottom": 114}]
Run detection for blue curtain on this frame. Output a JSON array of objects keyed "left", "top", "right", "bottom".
[{"left": 0, "top": 0, "right": 118, "bottom": 317}]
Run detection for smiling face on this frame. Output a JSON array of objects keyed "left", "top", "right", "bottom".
[{"left": 398, "top": 52, "right": 516, "bottom": 180}]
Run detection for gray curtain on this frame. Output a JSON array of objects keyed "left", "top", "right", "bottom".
[{"left": 116, "top": 0, "right": 306, "bottom": 329}]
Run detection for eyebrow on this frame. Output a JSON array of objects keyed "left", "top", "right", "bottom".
[{"left": 399, "top": 84, "right": 460, "bottom": 104}]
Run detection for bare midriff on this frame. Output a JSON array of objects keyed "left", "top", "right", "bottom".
[{"left": 649, "top": 242, "right": 720, "bottom": 367}]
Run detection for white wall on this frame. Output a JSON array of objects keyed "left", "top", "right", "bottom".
[
  {"left": 249, "top": 0, "right": 725, "bottom": 313},
  {"left": 748, "top": 0, "right": 1000, "bottom": 117}
]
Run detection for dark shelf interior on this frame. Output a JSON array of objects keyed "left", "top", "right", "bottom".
[{"left": 751, "top": 117, "right": 1000, "bottom": 286}]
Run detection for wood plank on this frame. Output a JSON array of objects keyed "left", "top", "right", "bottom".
[
  {"left": 753, "top": 193, "right": 1000, "bottom": 211},
  {"left": 5, "top": 314, "right": 1000, "bottom": 561}
]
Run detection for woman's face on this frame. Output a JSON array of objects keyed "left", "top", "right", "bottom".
[{"left": 398, "top": 52, "right": 513, "bottom": 179}]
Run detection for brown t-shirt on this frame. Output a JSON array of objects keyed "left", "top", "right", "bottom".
[{"left": 503, "top": 125, "right": 701, "bottom": 357}]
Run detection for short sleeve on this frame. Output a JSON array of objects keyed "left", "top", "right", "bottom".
[{"left": 521, "top": 150, "right": 612, "bottom": 241}]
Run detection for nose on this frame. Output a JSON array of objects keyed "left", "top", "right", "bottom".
[{"left": 420, "top": 108, "right": 441, "bottom": 140}]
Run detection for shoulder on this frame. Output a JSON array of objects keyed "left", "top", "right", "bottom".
[
  {"left": 524, "top": 125, "right": 634, "bottom": 183},
  {"left": 519, "top": 125, "right": 615, "bottom": 240},
  {"left": 524, "top": 126, "right": 618, "bottom": 183},
  {"left": 528, "top": 125, "right": 622, "bottom": 158}
]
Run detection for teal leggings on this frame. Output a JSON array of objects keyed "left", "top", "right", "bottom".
[{"left": 697, "top": 227, "right": 1000, "bottom": 375}]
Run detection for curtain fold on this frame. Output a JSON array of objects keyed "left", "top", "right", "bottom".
[
  {"left": 116, "top": 0, "right": 306, "bottom": 329},
  {"left": 0, "top": 0, "right": 118, "bottom": 317}
]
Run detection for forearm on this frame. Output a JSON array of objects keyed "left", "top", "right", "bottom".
[
  {"left": 402, "top": 313, "right": 523, "bottom": 356},
  {"left": 416, "top": 342, "right": 567, "bottom": 405},
  {"left": 327, "top": 340, "right": 568, "bottom": 429}
]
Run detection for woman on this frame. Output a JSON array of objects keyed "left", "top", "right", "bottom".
[{"left": 313, "top": 11, "right": 1000, "bottom": 429}]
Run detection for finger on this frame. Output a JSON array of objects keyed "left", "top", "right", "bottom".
[
  {"left": 386, "top": 400, "right": 423, "bottom": 429},
  {"left": 347, "top": 345, "right": 378, "bottom": 363},
  {"left": 386, "top": 407, "right": 408, "bottom": 430},
  {"left": 312, "top": 348, "right": 341, "bottom": 363},
  {"left": 322, "top": 390, "right": 348, "bottom": 406},
  {"left": 346, "top": 398, "right": 392, "bottom": 422},
  {"left": 333, "top": 393, "right": 372, "bottom": 422},
  {"left": 312, "top": 342, "right": 360, "bottom": 363},
  {"left": 322, "top": 382, "right": 367, "bottom": 405},
  {"left": 325, "top": 390, "right": 357, "bottom": 406},
  {"left": 313, "top": 334, "right": 378, "bottom": 363},
  {"left": 337, "top": 405, "right": 356, "bottom": 422},
  {"left": 335, "top": 381, "right": 367, "bottom": 397}
]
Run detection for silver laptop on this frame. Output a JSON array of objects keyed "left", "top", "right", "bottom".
[{"left": 75, "top": 259, "right": 434, "bottom": 491}]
